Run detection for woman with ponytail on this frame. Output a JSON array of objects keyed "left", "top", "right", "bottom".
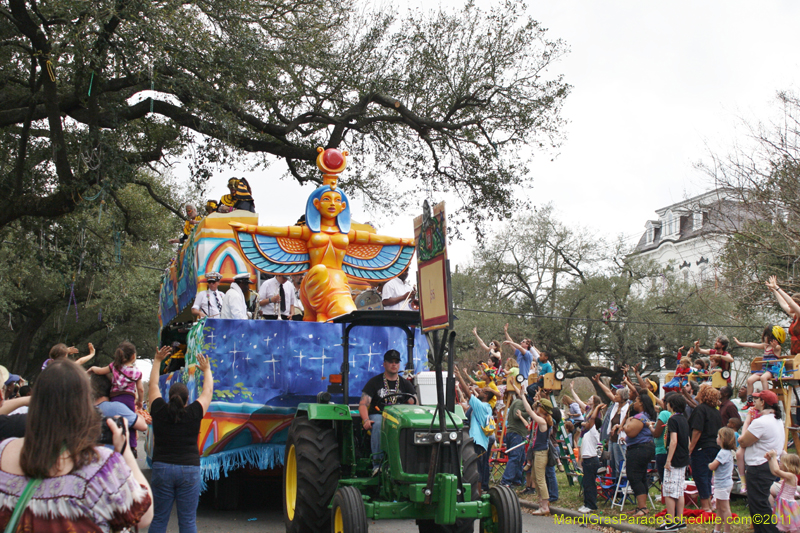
[{"left": 148, "top": 347, "right": 213, "bottom": 533}]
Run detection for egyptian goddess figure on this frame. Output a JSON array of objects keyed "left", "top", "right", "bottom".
[{"left": 231, "top": 148, "right": 415, "bottom": 322}]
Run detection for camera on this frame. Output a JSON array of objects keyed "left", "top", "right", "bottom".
[{"left": 98, "top": 416, "right": 127, "bottom": 446}]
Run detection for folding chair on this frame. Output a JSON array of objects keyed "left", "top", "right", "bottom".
[
  {"left": 610, "top": 463, "right": 636, "bottom": 511},
  {"left": 647, "top": 462, "right": 661, "bottom": 495},
  {"left": 683, "top": 481, "right": 700, "bottom": 509},
  {"left": 611, "top": 461, "right": 656, "bottom": 512},
  {"left": 489, "top": 446, "right": 507, "bottom": 485},
  {"left": 597, "top": 472, "right": 618, "bottom": 505}
]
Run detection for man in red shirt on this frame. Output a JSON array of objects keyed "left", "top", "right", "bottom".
[{"left": 694, "top": 336, "right": 733, "bottom": 382}]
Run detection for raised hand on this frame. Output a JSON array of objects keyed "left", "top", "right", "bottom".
[
  {"left": 154, "top": 345, "right": 171, "bottom": 362},
  {"left": 196, "top": 353, "right": 211, "bottom": 372}
]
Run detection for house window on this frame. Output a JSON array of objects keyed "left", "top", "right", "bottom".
[
  {"left": 683, "top": 270, "right": 689, "bottom": 283},
  {"left": 646, "top": 227, "right": 654, "bottom": 244},
  {"left": 693, "top": 211, "right": 703, "bottom": 231},
  {"left": 664, "top": 211, "right": 678, "bottom": 236}
]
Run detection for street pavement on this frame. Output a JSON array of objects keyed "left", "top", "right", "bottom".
[
  {"left": 154, "top": 501, "right": 581, "bottom": 532},
  {"left": 137, "top": 446, "right": 589, "bottom": 532}
]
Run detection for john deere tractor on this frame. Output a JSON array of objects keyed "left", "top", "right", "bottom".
[{"left": 283, "top": 310, "right": 522, "bottom": 533}]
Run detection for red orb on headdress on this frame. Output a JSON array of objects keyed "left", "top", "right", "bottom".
[{"left": 316, "top": 147, "right": 348, "bottom": 176}]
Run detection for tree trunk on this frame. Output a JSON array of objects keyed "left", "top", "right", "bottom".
[{"left": 6, "top": 310, "right": 48, "bottom": 375}]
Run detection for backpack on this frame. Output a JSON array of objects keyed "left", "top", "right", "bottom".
[{"left": 547, "top": 428, "right": 560, "bottom": 467}]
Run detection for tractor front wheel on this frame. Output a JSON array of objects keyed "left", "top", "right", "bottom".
[
  {"left": 331, "top": 486, "right": 368, "bottom": 533},
  {"left": 481, "top": 485, "right": 522, "bottom": 533},
  {"left": 283, "top": 416, "right": 340, "bottom": 533}
]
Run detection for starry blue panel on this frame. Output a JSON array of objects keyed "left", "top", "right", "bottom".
[
  {"left": 165, "top": 319, "right": 430, "bottom": 408},
  {"left": 343, "top": 244, "right": 415, "bottom": 282},
  {"left": 235, "top": 232, "right": 309, "bottom": 275}
]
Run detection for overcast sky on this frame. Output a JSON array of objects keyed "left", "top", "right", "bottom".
[{"left": 195, "top": 1, "right": 800, "bottom": 266}]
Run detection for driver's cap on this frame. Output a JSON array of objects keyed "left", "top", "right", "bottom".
[{"left": 383, "top": 349, "right": 401, "bottom": 362}]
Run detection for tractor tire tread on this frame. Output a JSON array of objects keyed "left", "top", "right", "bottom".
[
  {"left": 331, "top": 486, "right": 368, "bottom": 533},
  {"left": 284, "top": 417, "right": 340, "bottom": 533}
]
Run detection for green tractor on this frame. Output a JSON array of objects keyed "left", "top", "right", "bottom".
[{"left": 283, "top": 310, "right": 522, "bottom": 533}]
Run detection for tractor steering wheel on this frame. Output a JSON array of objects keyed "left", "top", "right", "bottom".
[{"left": 381, "top": 392, "right": 417, "bottom": 404}]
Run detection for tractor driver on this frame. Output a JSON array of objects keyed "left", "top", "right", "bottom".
[{"left": 359, "top": 350, "right": 416, "bottom": 474}]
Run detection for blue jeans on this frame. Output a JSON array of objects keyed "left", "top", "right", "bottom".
[
  {"left": 476, "top": 443, "right": 491, "bottom": 487},
  {"left": 369, "top": 414, "right": 383, "bottom": 467},
  {"left": 500, "top": 431, "right": 526, "bottom": 486},
  {"left": 610, "top": 440, "right": 626, "bottom": 477},
  {"left": 582, "top": 457, "right": 600, "bottom": 510},
  {"left": 691, "top": 446, "right": 719, "bottom": 500},
  {"left": 149, "top": 462, "right": 202, "bottom": 533},
  {"left": 546, "top": 464, "right": 559, "bottom": 501}
]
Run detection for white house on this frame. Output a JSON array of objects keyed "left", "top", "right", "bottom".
[
  {"left": 631, "top": 188, "right": 743, "bottom": 284},
  {"left": 631, "top": 188, "right": 752, "bottom": 390}
]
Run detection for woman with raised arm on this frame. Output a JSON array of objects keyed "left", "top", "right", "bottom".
[
  {"left": 473, "top": 327, "right": 502, "bottom": 370},
  {"left": 591, "top": 374, "right": 629, "bottom": 476},
  {"left": 148, "top": 347, "right": 214, "bottom": 533},
  {"left": 767, "top": 276, "right": 800, "bottom": 356},
  {"left": 517, "top": 387, "right": 554, "bottom": 516}
]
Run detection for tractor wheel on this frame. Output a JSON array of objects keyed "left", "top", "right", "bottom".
[
  {"left": 284, "top": 416, "right": 340, "bottom": 533},
  {"left": 481, "top": 485, "right": 522, "bottom": 533},
  {"left": 331, "top": 486, "right": 368, "bottom": 533},
  {"left": 416, "top": 431, "right": 479, "bottom": 533}
]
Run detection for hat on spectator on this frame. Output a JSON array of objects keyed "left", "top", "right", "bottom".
[
  {"left": 233, "top": 273, "right": 251, "bottom": 283},
  {"left": 539, "top": 398, "right": 553, "bottom": 414},
  {"left": 0, "top": 366, "right": 10, "bottom": 388},
  {"left": 753, "top": 390, "right": 779, "bottom": 405},
  {"left": 206, "top": 272, "right": 222, "bottom": 282},
  {"left": 383, "top": 350, "right": 401, "bottom": 362}
]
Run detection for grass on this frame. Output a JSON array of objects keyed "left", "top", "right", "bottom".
[{"left": 493, "top": 464, "right": 754, "bottom": 533}]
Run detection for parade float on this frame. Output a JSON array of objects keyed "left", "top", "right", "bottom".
[{"left": 151, "top": 148, "right": 427, "bottom": 499}]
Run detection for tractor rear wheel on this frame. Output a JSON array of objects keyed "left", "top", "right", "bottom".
[
  {"left": 331, "top": 486, "right": 368, "bottom": 533},
  {"left": 416, "top": 431, "right": 479, "bottom": 533},
  {"left": 284, "top": 416, "right": 340, "bottom": 533},
  {"left": 481, "top": 485, "right": 522, "bottom": 533}
]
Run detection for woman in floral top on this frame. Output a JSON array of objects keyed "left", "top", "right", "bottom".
[{"left": 0, "top": 359, "right": 152, "bottom": 532}]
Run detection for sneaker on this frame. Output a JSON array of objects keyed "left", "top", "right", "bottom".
[
  {"left": 577, "top": 506, "right": 590, "bottom": 514},
  {"left": 520, "top": 487, "right": 536, "bottom": 495},
  {"left": 670, "top": 521, "right": 687, "bottom": 530},
  {"left": 371, "top": 466, "right": 380, "bottom": 477},
  {"left": 655, "top": 523, "right": 671, "bottom": 531},
  {"left": 499, "top": 483, "right": 512, "bottom": 489}
]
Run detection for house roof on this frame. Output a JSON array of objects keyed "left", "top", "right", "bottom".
[{"left": 631, "top": 189, "right": 753, "bottom": 254}]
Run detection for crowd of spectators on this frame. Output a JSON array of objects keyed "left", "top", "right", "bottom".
[{"left": 463, "top": 293, "right": 800, "bottom": 532}]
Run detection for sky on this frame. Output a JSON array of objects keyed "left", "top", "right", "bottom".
[{"left": 191, "top": 1, "right": 800, "bottom": 267}]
